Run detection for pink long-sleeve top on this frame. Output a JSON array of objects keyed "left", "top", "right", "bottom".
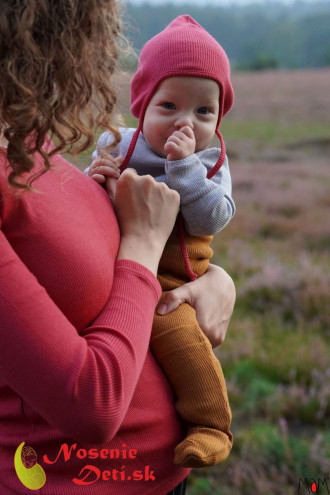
[{"left": 0, "top": 144, "right": 189, "bottom": 494}]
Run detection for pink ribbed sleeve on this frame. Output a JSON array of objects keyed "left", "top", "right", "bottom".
[{"left": 0, "top": 235, "right": 161, "bottom": 442}]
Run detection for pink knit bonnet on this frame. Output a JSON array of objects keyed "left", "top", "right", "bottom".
[{"left": 121, "top": 15, "right": 234, "bottom": 178}]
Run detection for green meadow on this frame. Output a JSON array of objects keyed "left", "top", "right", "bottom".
[{"left": 189, "top": 70, "right": 330, "bottom": 495}]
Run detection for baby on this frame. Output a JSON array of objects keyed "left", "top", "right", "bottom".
[{"left": 88, "top": 15, "right": 235, "bottom": 469}]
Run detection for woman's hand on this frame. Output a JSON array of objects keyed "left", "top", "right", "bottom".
[
  {"left": 157, "top": 264, "right": 236, "bottom": 347},
  {"left": 115, "top": 169, "right": 180, "bottom": 276}
]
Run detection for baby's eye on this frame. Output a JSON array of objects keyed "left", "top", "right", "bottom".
[
  {"left": 197, "top": 107, "right": 210, "bottom": 115},
  {"left": 162, "top": 102, "right": 176, "bottom": 110}
]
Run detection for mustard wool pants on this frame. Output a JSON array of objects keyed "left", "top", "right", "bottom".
[{"left": 150, "top": 223, "right": 233, "bottom": 468}]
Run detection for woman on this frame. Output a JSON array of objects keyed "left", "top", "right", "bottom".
[{"left": 0, "top": 1, "right": 235, "bottom": 494}]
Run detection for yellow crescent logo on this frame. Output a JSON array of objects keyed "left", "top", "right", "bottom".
[{"left": 14, "top": 442, "right": 46, "bottom": 490}]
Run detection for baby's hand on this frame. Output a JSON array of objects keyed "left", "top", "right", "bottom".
[
  {"left": 164, "top": 126, "right": 196, "bottom": 161},
  {"left": 88, "top": 155, "right": 123, "bottom": 184},
  {"left": 89, "top": 154, "right": 123, "bottom": 202}
]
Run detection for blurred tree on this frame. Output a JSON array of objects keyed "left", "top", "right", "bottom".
[
  {"left": 124, "top": 2, "right": 330, "bottom": 70},
  {"left": 237, "top": 53, "right": 279, "bottom": 71}
]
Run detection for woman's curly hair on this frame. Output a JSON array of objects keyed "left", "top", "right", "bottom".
[{"left": 0, "top": 0, "right": 122, "bottom": 189}]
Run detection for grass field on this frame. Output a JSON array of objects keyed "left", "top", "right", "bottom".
[
  {"left": 189, "top": 70, "right": 330, "bottom": 495},
  {"left": 75, "top": 69, "right": 330, "bottom": 495}
]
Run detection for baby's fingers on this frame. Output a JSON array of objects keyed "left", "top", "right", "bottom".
[
  {"left": 179, "top": 126, "right": 195, "bottom": 139},
  {"left": 164, "top": 139, "right": 181, "bottom": 159},
  {"left": 90, "top": 155, "right": 121, "bottom": 171},
  {"left": 165, "top": 135, "right": 182, "bottom": 147},
  {"left": 90, "top": 173, "right": 106, "bottom": 184},
  {"left": 90, "top": 165, "right": 120, "bottom": 179}
]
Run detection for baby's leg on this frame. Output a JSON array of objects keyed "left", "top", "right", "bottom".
[{"left": 151, "top": 297, "right": 233, "bottom": 468}]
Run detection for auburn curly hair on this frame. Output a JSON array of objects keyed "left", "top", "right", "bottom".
[{"left": 0, "top": 0, "right": 122, "bottom": 189}]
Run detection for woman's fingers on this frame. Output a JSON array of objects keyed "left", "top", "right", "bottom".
[
  {"left": 104, "top": 177, "right": 117, "bottom": 201},
  {"left": 157, "top": 264, "right": 236, "bottom": 348},
  {"left": 157, "top": 286, "right": 190, "bottom": 315},
  {"left": 115, "top": 169, "right": 180, "bottom": 275},
  {"left": 115, "top": 168, "right": 179, "bottom": 236}
]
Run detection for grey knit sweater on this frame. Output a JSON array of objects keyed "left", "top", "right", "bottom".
[{"left": 91, "top": 128, "right": 235, "bottom": 236}]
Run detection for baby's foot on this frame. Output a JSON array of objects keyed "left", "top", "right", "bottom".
[{"left": 174, "top": 426, "right": 232, "bottom": 468}]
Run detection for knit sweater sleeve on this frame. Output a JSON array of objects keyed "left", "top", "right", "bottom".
[
  {"left": 165, "top": 148, "right": 235, "bottom": 236},
  {"left": 0, "top": 232, "right": 160, "bottom": 444}
]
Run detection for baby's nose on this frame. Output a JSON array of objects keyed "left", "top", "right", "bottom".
[{"left": 175, "top": 113, "right": 194, "bottom": 129}]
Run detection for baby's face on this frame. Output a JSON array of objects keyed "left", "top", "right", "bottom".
[{"left": 142, "top": 76, "right": 220, "bottom": 158}]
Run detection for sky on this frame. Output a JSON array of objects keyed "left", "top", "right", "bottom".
[{"left": 127, "top": 0, "right": 326, "bottom": 5}]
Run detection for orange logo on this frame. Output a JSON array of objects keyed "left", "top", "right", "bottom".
[{"left": 14, "top": 442, "right": 46, "bottom": 490}]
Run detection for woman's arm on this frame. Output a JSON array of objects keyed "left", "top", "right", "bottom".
[
  {"left": 0, "top": 168, "right": 179, "bottom": 444},
  {"left": 157, "top": 263, "right": 235, "bottom": 348}
]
